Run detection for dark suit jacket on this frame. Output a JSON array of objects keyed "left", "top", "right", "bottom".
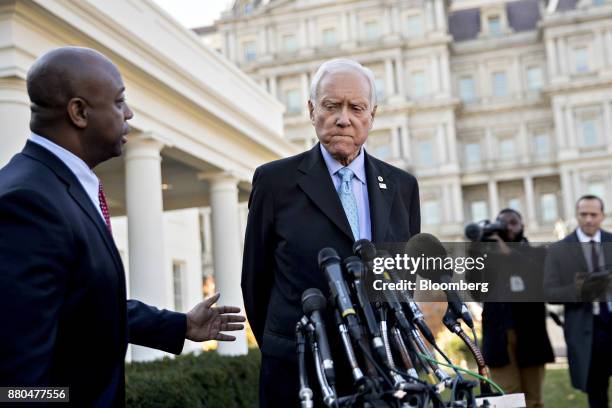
[
  {"left": 0, "top": 141, "right": 187, "bottom": 407},
  {"left": 544, "top": 229, "right": 612, "bottom": 391},
  {"left": 241, "top": 144, "right": 420, "bottom": 361}
]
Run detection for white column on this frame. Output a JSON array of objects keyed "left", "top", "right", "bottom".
[
  {"left": 269, "top": 75, "right": 277, "bottom": 99},
  {"left": 391, "top": 127, "right": 400, "bottom": 158},
  {"left": 553, "top": 101, "right": 567, "bottom": 149},
  {"left": 431, "top": 55, "right": 440, "bottom": 94},
  {"left": 391, "top": 5, "right": 401, "bottom": 36},
  {"left": 300, "top": 73, "right": 310, "bottom": 115},
  {"left": 546, "top": 37, "right": 558, "bottom": 78},
  {"left": 400, "top": 124, "right": 411, "bottom": 161},
  {"left": 485, "top": 127, "right": 494, "bottom": 166},
  {"left": 395, "top": 57, "right": 405, "bottom": 97},
  {"left": 488, "top": 180, "right": 499, "bottom": 218},
  {"left": 350, "top": 12, "right": 358, "bottom": 40},
  {"left": 424, "top": 0, "right": 434, "bottom": 32},
  {"left": 440, "top": 53, "right": 451, "bottom": 94},
  {"left": 518, "top": 123, "right": 529, "bottom": 164},
  {"left": 594, "top": 30, "right": 604, "bottom": 71},
  {"left": 558, "top": 37, "right": 567, "bottom": 75},
  {"left": 604, "top": 100, "right": 612, "bottom": 151},
  {"left": 382, "top": 7, "right": 391, "bottom": 36},
  {"left": 560, "top": 169, "right": 574, "bottom": 221},
  {"left": 208, "top": 173, "right": 248, "bottom": 356},
  {"left": 436, "top": 124, "right": 447, "bottom": 162},
  {"left": 385, "top": 59, "right": 395, "bottom": 95},
  {"left": 565, "top": 106, "right": 575, "bottom": 148},
  {"left": 605, "top": 29, "right": 612, "bottom": 67},
  {"left": 434, "top": 0, "right": 446, "bottom": 32},
  {"left": 341, "top": 13, "right": 349, "bottom": 42},
  {"left": 0, "top": 78, "right": 30, "bottom": 167},
  {"left": 453, "top": 182, "right": 464, "bottom": 223},
  {"left": 299, "top": 20, "right": 308, "bottom": 47},
  {"left": 446, "top": 121, "right": 458, "bottom": 164},
  {"left": 125, "top": 135, "right": 168, "bottom": 362},
  {"left": 523, "top": 176, "right": 537, "bottom": 228}
]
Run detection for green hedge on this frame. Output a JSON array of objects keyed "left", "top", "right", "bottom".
[{"left": 125, "top": 349, "right": 261, "bottom": 408}]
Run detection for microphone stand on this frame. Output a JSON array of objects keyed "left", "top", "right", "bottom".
[
  {"left": 441, "top": 306, "right": 490, "bottom": 405},
  {"left": 296, "top": 319, "right": 314, "bottom": 408}
]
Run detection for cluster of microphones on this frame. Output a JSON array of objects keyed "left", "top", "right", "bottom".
[{"left": 295, "top": 233, "right": 501, "bottom": 408}]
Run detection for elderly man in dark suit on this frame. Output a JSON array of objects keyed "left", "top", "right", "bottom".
[
  {"left": 0, "top": 47, "right": 245, "bottom": 406},
  {"left": 544, "top": 195, "right": 612, "bottom": 408},
  {"left": 241, "top": 58, "right": 420, "bottom": 407}
]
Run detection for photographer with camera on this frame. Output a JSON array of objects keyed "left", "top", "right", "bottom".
[{"left": 468, "top": 209, "right": 554, "bottom": 408}]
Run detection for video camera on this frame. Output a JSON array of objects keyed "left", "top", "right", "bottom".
[{"left": 464, "top": 219, "right": 507, "bottom": 242}]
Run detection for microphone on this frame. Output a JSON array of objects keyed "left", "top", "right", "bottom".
[
  {"left": 317, "top": 248, "right": 362, "bottom": 341},
  {"left": 343, "top": 256, "right": 385, "bottom": 360},
  {"left": 407, "top": 233, "right": 474, "bottom": 329},
  {"left": 353, "top": 239, "right": 377, "bottom": 263},
  {"left": 302, "top": 288, "right": 335, "bottom": 386}
]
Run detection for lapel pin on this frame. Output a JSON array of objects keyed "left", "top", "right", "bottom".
[
  {"left": 377, "top": 176, "right": 383, "bottom": 182},
  {"left": 379, "top": 183, "right": 387, "bottom": 189}
]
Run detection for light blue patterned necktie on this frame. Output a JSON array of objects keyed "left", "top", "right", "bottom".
[{"left": 337, "top": 167, "right": 359, "bottom": 240}]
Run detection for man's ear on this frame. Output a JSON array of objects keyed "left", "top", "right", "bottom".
[
  {"left": 308, "top": 100, "right": 315, "bottom": 124},
  {"left": 369, "top": 105, "right": 378, "bottom": 129},
  {"left": 67, "top": 98, "right": 88, "bottom": 129}
]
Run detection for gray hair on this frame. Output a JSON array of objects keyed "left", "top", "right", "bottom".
[{"left": 309, "top": 59, "right": 377, "bottom": 109}]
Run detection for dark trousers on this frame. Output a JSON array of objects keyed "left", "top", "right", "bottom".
[
  {"left": 586, "top": 315, "right": 612, "bottom": 408},
  {"left": 259, "top": 353, "right": 355, "bottom": 408}
]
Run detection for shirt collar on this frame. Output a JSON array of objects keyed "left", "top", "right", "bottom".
[
  {"left": 29, "top": 132, "right": 101, "bottom": 203},
  {"left": 576, "top": 227, "right": 601, "bottom": 243},
  {"left": 319, "top": 143, "right": 366, "bottom": 184}
]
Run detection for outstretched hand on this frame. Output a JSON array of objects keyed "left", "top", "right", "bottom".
[{"left": 185, "top": 292, "right": 246, "bottom": 342}]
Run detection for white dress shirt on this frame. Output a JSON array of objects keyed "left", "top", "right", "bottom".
[
  {"left": 29, "top": 133, "right": 105, "bottom": 221},
  {"left": 320, "top": 143, "right": 372, "bottom": 241}
]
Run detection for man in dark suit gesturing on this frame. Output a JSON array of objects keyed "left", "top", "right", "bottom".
[
  {"left": 0, "top": 47, "right": 245, "bottom": 406},
  {"left": 544, "top": 195, "right": 612, "bottom": 408},
  {"left": 241, "top": 59, "right": 420, "bottom": 406}
]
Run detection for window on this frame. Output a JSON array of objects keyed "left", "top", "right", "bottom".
[
  {"left": 418, "top": 139, "right": 434, "bottom": 166},
  {"left": 375, "top": 77, "right": 385, "bottom": 101},
  {"left": 368, "top": 134, "right": 391, "bottom": 160},
  {"left": 411, "top": 71, "right": 427, "bottom": 97},
  {"left": 574, "top": 47, "right": 589, "bottom": 73},
  {"left": 364, "top": 21, "right": 379, "bottom": 40},
  {"left": 285, "top": 89, "right": 302, "bottom": 114},
  {"left": 282, "top": 34, "right": 298, "bottom": 52},
  {"left": 499, "top": 138, "right": 515, "bottom": 159},
  {"left": 423, "top": 200, "right": 441, "bottom": 226},
  {"left": 527, "top": 67, "right": 543, "bottom": 91},
  {"left": 488, "top": 16, "right": 501, "bottom": 37},
  {"left": 534, "top": 134, "right": 550, "bottom": 156},
  {"left": 541, "top": 194, "right": 558, "bottom": 222},
  {"left": 465, "top": 143, "right": 481, "bottom": 165},
  {"left": 492, "top": 72, "right": 507, "bottom": 97},
  {"left": 459, "top": 76, "right": 476, "bottom": 102},
  {"left": 406, "top": 14, "right": 423, "bottom": 37},
  {"left": 243, "top": 41, "right": 256, "bottom": 61},
  {"left": 588, "top": 181, "right": 606, "bottom": 199},
  {"left": 507, "top": 198, "right": 521, "bottom": 212},
  {"left": 322, "top": 28, "right": 337, "bottom": 46},
  {"left": 471, "top": 200, "right": 488, "bottom": 222},
  {"left": 593, "top": 0, "right": 605, "bottom": 6},
  {"left": 172, "top": 261, "right": 185, "bottom": 311},
  {"left": 581, "top": 119, "right": 598, "bottom": 146}
]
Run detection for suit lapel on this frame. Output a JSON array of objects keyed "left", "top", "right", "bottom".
[
  {"left": 600, "top": 230, "right": 612, "bottom": 270},
  {"left": 297, "top": 145, "right": 354, "bottom": 242},
  {"left": 365, "top": 153, "right": 395, "bottom": 243},
  {"left": 22, "top": 141, "right": 124, "bottom": 273},
  {"left": 567, "top": 231, "right": 588, "bottom": 273}
]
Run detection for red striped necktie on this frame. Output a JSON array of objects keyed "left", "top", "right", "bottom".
[{"left": 98, "top": 181, "right": 112, "bottom": 232}]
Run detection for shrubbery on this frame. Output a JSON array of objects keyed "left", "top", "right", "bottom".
[{"left": 125, "top": 349, "right": 261, "bottom": 408}]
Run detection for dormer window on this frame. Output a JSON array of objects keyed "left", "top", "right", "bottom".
[
  {"left": 480, "top": 6, "right": 510, "bottom": 38},
  {"left": 488, "top": 16, "right": 501, "bottom": 37}
]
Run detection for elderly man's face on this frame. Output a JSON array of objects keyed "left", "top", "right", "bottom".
[{"left": 309, "top": 70, "right": 376, "bottom": 165}]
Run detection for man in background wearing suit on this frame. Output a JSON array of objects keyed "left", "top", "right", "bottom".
[
  {"left": 544, "top": 195, "right": 612, "bottom": 408},
  {"left": 0, "top": 47, "right": 245, "bottom": 406},
  {"left": 241, "top": 59, "right": 421, "bottom": 407}
]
